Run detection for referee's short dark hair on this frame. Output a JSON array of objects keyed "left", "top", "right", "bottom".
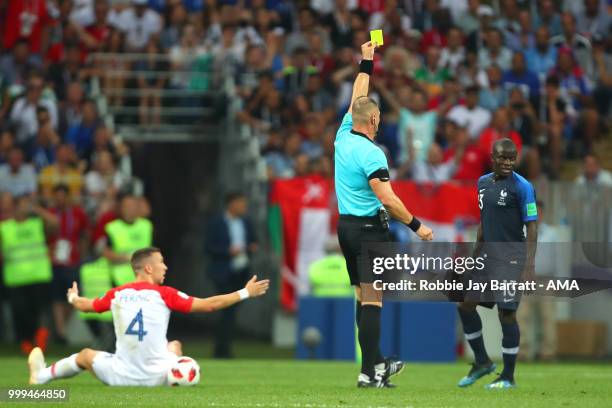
[
  {"left": 225, "top": 191, "right": 246, "bottom": 206},
  {"left": 131, "top": 247, "right": 161, "bottom": 272}
]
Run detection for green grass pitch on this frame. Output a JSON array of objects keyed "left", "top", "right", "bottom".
[{"left": 1, "top": 353, "right": 611, "bottom": 408}]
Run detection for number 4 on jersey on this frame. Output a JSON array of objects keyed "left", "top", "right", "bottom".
[{"left": 125, "top": 309, "right": 148, "bottom": 341}]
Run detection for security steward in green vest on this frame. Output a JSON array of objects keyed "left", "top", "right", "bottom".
[
  {"left": 79, "top": 257, "right": 114, "bottom": 350},
  {"left": 0, "top": 195, "right": 59, "bottom": 353},
  {"left": 308, "top": 237, "right": 353, "bottom": 298},
  {"left": 103, "top": 195, "right": 153, "bottom": 286}
]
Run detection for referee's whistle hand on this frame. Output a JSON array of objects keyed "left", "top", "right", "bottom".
[{"left": 416, "top": 224, "right": 434, "bottom": 241}]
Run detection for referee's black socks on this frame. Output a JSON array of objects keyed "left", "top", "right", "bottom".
[
  {"left": 359, "top": 304, "right": 382, "bottom": 379},
  {"left": 356, "top": 302, "right": 385, "bottom": 367}
]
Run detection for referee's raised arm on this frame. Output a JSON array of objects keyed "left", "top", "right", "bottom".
[{"left": 344, "top": 41, "right": 433, "bottom": 241}]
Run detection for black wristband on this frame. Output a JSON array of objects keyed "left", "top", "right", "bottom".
[
  {"left": 406, "top": 216, "right": 421, "bottom": 233},
  {"left": 359, "top": 60, "right": 373, "bottom": 75}
]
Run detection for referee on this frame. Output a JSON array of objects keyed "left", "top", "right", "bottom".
[{"left": 334, "top": 41, "right": 434, "bottom": 388}]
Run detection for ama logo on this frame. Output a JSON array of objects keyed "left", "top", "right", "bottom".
[{"left": 497, "top": 189, "right": 508, "bottom": 206}]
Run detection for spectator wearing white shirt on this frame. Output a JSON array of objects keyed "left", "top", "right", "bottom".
[
  {"left": 447, "top": 85, "right": 491, "bottom": 140},
  {"left": 111, "top": 0, "right": 162, "bottom": 52},
  {"left": 439, "top": 26, "right": 466, "bottom": 74},
  {"left": 575, "top": 154, "right": 612, "bottom": 187},
  {"left": 0, "top": 148, "right": 37, "bottom": 196},
  {"left": 9, "top": 74, "right": 58, "bottom": 147},
  {"left": 410, "top": 142, "right": 464, "bottom": 184},
  {"left": 478, "top": 27, "right": 513, "bottom": 70},
  {"left": 85, "top": 150, "right": 128, "bottom": 214}
]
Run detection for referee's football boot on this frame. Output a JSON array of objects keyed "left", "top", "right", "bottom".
[
  {"left": 357, "top": 373, "right": 385, "bottom": 388},
  {"left": 457, "top": 361, "right": 496, "bottom": 387},
  {"left": 376, "top": 358, "right": 405, "bottom": 383},
  {"left": 485, "top": 375, "right": 516, "bottom": 389},
  {"left": 28, "top": 347, "right": 46, "bottom": 385}
]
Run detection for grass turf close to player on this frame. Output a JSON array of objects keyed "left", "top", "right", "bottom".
[{"left": 2, "top": 357, "right": 611, "bottom": 407}]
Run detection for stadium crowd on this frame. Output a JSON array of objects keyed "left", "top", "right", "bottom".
[{"left": 0, "top": 0, "right": 610, "bottom": 351}]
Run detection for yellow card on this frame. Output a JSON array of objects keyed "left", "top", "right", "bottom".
[{"left": 370, "top": 29, "right": 384, "bottom": 46}]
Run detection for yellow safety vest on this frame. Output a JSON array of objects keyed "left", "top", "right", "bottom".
[
  {"left": 0, "top": 217, "right": 52, "bottom": 287},
  {"left": 308, "top": 254, "right": 353, "bottom": 297},
  {"left": 79, "top": 258, "right": 113, "bottom": 322},
  {"left": 105, "top": 218, "right": 153, "bottom": 286}
]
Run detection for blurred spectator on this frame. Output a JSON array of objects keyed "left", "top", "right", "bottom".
[
  {"left": 507, "top": 87, "right": 538, "bottom": 151},
  {"left": 553, "top": 48, "right": 592, "bottom": 109},
  {"left": 420, "top": 8, "right": 452, "bottom": 53},
  {"left": 71, "top": 0, "right": 95, "bottom": 27},
  {"left": 2, "top": 0, "right": 51, "bottom": 57},
  {"left": 65, "top": 99, "right": 99, "bottom": 158},
  {"left": 31, "top": 106, "right": 61, "bottom": 171},
  {"left": 48, "top": 184, "right": 89, "bottom": 344},
  {"left": 478, "top": 27, "right": 513, "bottom": 70},
  {"left": 205, "top": 192, "right": 257, "bottom": 359},
  {"left": 294, "top": 72, "right": 335, "bottom": 123},
  {"left": 456, "top": 0, "right": 481, "bottom": 35},
  {"left": 591, "top": 35, "right": 612, "bottom": 116},
  {"left": 457, "top": 49, "right": 488, "bottom": 88},
  {"left": 575, "top": 154, "right": 612, "bottom": 186},
  {"left": 447, "top": 85, "right": 491, "bottom": 140},
  {"left": 0, "top": 194, "right": 59, "bottom": 354},
  {"left": 525, "top": 26, "right": 558, "bottom": 79},
  {"left": 443, "top": 119, "right": 488, "bottom": 182},
  {"left": 410, "top": 142, "right": 463, "bottom": 183},
  {"left": 478, "top": 107, "right": 523, "bottom": 164},
  {"left": 285, "top": 7, "right": 317, "bottom": 55},
  {"left": 300, "top": 114, "right": 325, "bottom": 159},
  {"left": 540, "top": 75, "right": 571, "bottom": 178},
  {"left": 58, "top": 81, "right": 85, "bottom": 137},
  {"left": 575, "top": 0, "right": 609, "bottom": 38},
  {"left": 237, "top": 85, "right": 285, "bottom": 132},
  {"left": 322, "top": 0, "right": 353, "bottom": 49},
  {"left": 47, "top": 43, "right": 89, "bottom": 102},
  {"left": 550, "top": 13, "right": 592, "bottom": 76},
  {"left": 387, "top": 86, "right": 437, "bottom": 165},
  {"left": 84, "top": 150, "right": 127, "bottom": 213},
  {"left": 479, "top": 64, "right": 508, "bottom": 111},
  {"left": 0, "top": 39, "right": 41, "bottom": 90},
  {"left": 169, "top": 24, "right": 207, "bottom": 91},
  {"left": 502, "top": 52, "right": 540, "bottom": 102},
  {"left": 111, "top": 0, "right": 162, "bottom": 52},
  {"left": 284, "top": 47, "right": 317, "bottom": 100},
  {"left": 39, "top": 144, "right": 84, "bottom": 202},
  {"left": 439, "top": 26, "right": 466, "bottom": 74},
  {"left": 97, "top": 28, "right": 127, "bottom": 109},
  {"left": 0, "top": 147, "right": 37, "bottom": 196},
  {"left": 533, "top": 0, "right": 562, "bottom": 37},
  {"left": 136, "top": 40, "right": 168, "bottom": 126},
  {"left": 265, "top": 132, "right": 301, "bottom": 179},
  {"left": 161, "top": 3, "right": 188, "bottom": 50},
  {"left": 9, "top": 73, "right": 58, "bottom": 148},
  {"left": 414, "top": 46, "right": 450, "bottom": 96},
  {"left": 0, "top": 130, "right": 16, "bottom": 165},
  {"left": 74, "top": 0, "right": 113, "bottom": 59}
]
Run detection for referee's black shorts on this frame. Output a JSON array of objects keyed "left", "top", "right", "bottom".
[{"left": 338, "top": 214, "right": 391, "bottom": 286}]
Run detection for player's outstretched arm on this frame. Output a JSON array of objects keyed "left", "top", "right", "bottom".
[
  {"left": 66, "top": 281, "right": 96, "bottom": 312},
  {"left": 190, "top": 275, "right": 270, "bottom": 313},
  {"left": 369, "top": 178, "right": 434, "bottom": 241},
  {"left": 348, "top": 41, "right": 377, "bottom": 114}
]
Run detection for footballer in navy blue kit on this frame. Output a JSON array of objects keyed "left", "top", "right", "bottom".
[{"left": 457, "top": 138, "right": 538, "bottom": 390}]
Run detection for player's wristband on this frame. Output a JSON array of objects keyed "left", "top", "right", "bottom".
[
  {"left": 67, "top": 293, "right": 77, "bottom": 304},
  {"left": 238, "top": 288, "right": 250, "bottom": 301},
  {"left": 406, "top": 216, "right": 422, "bottom": 233},
  {"left": 359, "top": 60, "right": 373, "bottom": 75}
]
